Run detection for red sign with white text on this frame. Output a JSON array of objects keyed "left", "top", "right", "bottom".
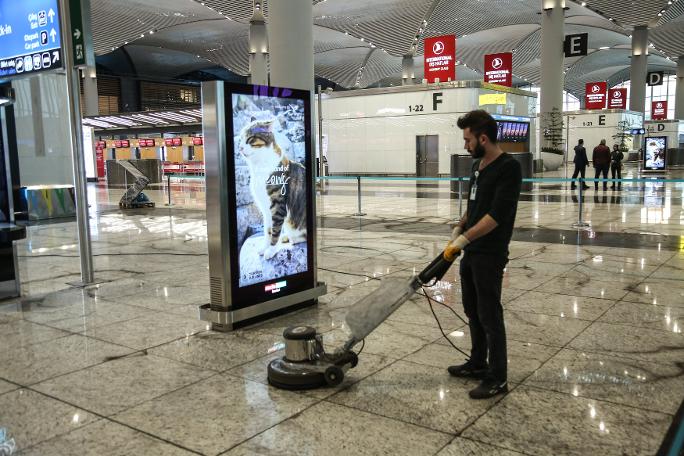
[
  {"left": 484, "top": 52, "right": 512, "bottom": 87},
  {"left": 608, "top": 88, "right": 627, "bottom": 109},
  {"left": 424, "top": 35, "right": 456, "bottom": 83},
  {"left": 96, "top": 149, "right": 105, "bottom": 178},
  {"left": 192, "top": 137, "right": 203, "bottom": 146},
  {"left": 652, "top": 100, "right": 668, "bottom": 120},
  {"left": 585, "top": 82, "right": 607, "bottom": 110}
]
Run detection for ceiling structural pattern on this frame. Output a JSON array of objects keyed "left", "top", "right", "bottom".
[{"left": 89, "top": 0, "right": 684, "bottom": 97}]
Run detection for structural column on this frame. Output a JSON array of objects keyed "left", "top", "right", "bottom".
[
  {"left": 267, "top": 0, "right": 314, "bottom": 91},
  {"left": 540, "top": 0, "right": 565, "bottom": 161},
  {"left": 630, "top": 26, "right": 648, "bottom": 114},
  {"left": 248, "top": 1, "right": 269, "bottom": 85},
  {"left": 675, "top": 56, "right": 684, "bottom": 120},
  {"left": 82, "top": 67, "right": 99, "bottom": 117},
  {"left": 402, "top": 54, "right": 415, "bottom": 85}
]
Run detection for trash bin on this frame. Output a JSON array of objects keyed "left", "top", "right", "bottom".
[{"left": 450, "top": 154, "right": 473, "bottom": 195}]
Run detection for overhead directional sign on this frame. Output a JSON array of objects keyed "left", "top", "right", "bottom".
[
  {"left": 68, "top": 0, "right": 93, "bottom": 68},
  {"left": 647, "top": 71, "right": 664, "bottom": 86},
  {"left": 564, "top": 33, "right": 588, "bottom": 57},
  {"left": 0, "top": 0, "right": 63, "bottom": 78}
]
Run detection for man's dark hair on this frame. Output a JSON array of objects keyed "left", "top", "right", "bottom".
[
  {"left": 578, "top": 139, "right": 584, "bottom": 145},
  {"left": 457, "top": 110, "right": 498, "bottom": 143}
]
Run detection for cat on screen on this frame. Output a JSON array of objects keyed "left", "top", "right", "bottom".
[{"left": 239, "top": 119, "right": 307, "bottom": 260}]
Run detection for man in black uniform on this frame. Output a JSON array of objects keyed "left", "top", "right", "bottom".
[{"left": 446, "top": 110, "right": 522, "bottom": 399}]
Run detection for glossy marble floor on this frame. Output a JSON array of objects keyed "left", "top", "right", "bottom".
[{"left": 0, "top": 165, "right": 682, "bottom": 455}]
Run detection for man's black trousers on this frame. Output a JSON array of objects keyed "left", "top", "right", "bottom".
[{"left": 459, "top": 251, "right": 508, "bottom": 383}]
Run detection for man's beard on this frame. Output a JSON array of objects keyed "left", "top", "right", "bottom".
[{"left": 470, "top": 142, "right": 486, "bottom": 159}]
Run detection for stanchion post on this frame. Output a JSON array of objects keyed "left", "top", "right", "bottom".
[
  {"left": 571, "top": 177, "right": 591, "bottom": 229},
  {"left": 165, "top": 173, "right": 173, "bottom": 207},
  {"left": 352, "top": 176, "right": 366, "bottom": 216},
  {"left": 458, "top": 179, "right": 463, "bottom": 216}
]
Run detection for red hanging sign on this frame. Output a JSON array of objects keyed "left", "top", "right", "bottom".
[
  {"left": 192, "top": 137, "right": 204, "bottom": 146},
  {"left": 484, "top": 52, "right": 512, "bottom": 87},
  {"left": 652, "top": 100, "right": 668, "bottom": 120},
  {"left": 608, "top": 88, "right": 627, "bottom": 109},
  {"left": 585, "top": 82, "right": 607, "bottom": 110},
  {"left": 423, "top": 35, "right": 456, "bottom": 83}
]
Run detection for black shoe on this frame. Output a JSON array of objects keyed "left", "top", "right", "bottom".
[
  {"left": 469, "top": 379, "right": 508, "bottom": 399},
  {"left": 447, "top": 361, "right": 488, "bottom": 379},
  {"left": 610, "top": 185, "right": 615, "bottom": 189},
  {"left": 582, "top": 185, "right": 590, "bottom": 190},
  {"left": 570, "top": 185, "right": 576, "bottom": 190}
]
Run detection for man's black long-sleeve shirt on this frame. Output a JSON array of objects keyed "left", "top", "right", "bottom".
[{"left": 464, "top": 153, "right": 522, "bottom": 257}]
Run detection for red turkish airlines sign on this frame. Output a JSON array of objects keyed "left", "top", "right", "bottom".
[
  {"left": 585, "top": 82, "right": 607, "bottom": 110},
  {"left": 608, "top": 88, "right": 627, "bottom": 109},
  {"left": 424, "top": 35, "right": 456, "bottom": 83},
  {"left": 484, "top": 52, "right": 512, "bottom": 87},
  {"left": 652, "top": 100, "right": 668, "bottom": 120}
]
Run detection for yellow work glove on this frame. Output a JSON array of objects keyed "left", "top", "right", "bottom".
[
  {"left": 444, "top": 235, "right": 470, "bottom": 262},
  {"left": 451, "top": 225, "right": 463, "bottom": 240}
]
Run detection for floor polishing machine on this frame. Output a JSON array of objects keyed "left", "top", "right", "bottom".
[{"left": 267, "top": 244, "right": 465, "bottom": 390}]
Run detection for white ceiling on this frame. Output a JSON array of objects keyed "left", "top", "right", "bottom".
[{"left": 90, "top": 0, "right": 684, "bottom": 97}]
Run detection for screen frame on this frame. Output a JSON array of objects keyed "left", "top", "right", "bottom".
[
  {"left": 643, "top": 136, "right": 667, "bottom": 171},
  {"left": 496, "top": 120, "right": 530, "bottom": 143},
  {"left": 224, "top": 83, "right": 315, "bottom": 309}
]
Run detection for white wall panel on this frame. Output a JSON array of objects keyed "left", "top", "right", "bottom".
[{"left": 323, "top": 86, "right": 535, "bottom": 174}]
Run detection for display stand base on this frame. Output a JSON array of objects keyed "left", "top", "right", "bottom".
[{"left": 200, "top": 282, "right": 328, "bottom": 331}]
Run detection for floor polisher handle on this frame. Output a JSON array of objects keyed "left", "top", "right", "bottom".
[{"left": 418, "top": 250, "right": 460, "bottom": 284}]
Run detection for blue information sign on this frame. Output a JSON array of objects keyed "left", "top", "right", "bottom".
[{"left": 0, "top": 0, "right": 63, "bottom": 78}]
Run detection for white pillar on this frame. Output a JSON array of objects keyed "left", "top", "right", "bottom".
[
  {"left": 630, "top": 26, "right": 648, "bottom": 114},
  {"left": 675, "top": 57, "right": 684, "bottom": 120},
  {"left": 267, "top": 0, "right": 314, "bottom": 91},
  {"left": 248, "top": 1, "right": 269, "bottom": 86},
  {"left": 82, "top": 67, "right": 99, "bottom": 117},
  {"left": 402, "top": 54, "right": 415, "bottom": 85},
  {"left": 540, "top": 0, "right": 565, "bottom": 154}
]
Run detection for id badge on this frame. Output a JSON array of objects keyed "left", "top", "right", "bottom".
[{"left": 469, "top": 184, "right": 477, "bottom": 201}]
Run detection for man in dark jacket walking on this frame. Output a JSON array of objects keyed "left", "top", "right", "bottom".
[
  {"left": 592, "top": 139, "right": 611, "bottom": 190},
  {"left": 571, "top": 139, "right": 589, "bottom": 190}
]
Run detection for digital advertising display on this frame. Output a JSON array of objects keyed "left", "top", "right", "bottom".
[
  {"left": 643, "top": 136, "right": 667, "bottom": 171},
  {"left": 424, "top": 35, "right": 456, "bottom": 83},
  {"left": 496, "top": 121, "right": 529, "bottom": 143},
  {"left": 226, "top": 84, "right": 314, "bottom": 306},
  {"left": 0, "top": 124, "right": 8, "bottom": 223},
  {"left": 0, "top": 0, "right": 63, "bottom": 78}
]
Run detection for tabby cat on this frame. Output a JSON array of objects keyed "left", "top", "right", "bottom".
[{"left": 239, "top": 119, "right": 307, "bottom": 259}]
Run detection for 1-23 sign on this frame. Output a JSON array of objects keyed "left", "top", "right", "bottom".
[{"left": 408, "top": 104, "right": 424, "bottom": 112}]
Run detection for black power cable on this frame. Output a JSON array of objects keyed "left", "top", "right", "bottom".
[{"left": 420, "top": 286, "right": 471, "bottom": 360}]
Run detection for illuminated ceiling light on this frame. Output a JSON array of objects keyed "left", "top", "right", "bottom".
[
  {"left": 599, "top": 46, "right": 610, "bottom": 50},
  {"left": 581, "top": 1, "right": 586, "bottom": 5}
]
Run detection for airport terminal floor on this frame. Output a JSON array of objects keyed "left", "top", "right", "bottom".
[{"left": 1, "top": 164, "right": 683, "bottom": 455}]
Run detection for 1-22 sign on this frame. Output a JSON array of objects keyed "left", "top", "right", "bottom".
[{"left": 408, "top": 104, "right": 424, "bottom": 112}]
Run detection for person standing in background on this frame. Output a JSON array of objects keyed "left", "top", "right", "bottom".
[
  {"left": 610, "top": 144, "right": 624, "bottom": 190},
  {"left": 571, "top": 139, "right": 589, "bottom": 190},
  {"left": 592, "top": 139, "right": 611, "bottom": 191}
]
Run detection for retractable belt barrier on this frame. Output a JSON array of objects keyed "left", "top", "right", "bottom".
[{"left": 316, "top": 175, "right": 684, "bottom": 229}]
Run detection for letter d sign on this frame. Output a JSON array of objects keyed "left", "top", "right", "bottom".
[{"left": 648, "top": 71, "right": 664, "bottom": 86}]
